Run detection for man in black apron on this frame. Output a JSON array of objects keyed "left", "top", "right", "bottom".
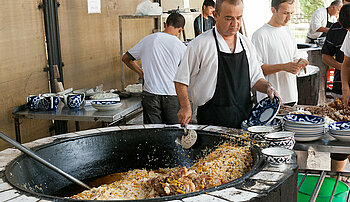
[
  {"left": 306, "top": 1, "right": 342, "bottom": 44},
  {"left": 174, "top": 0, "right": 279, "bottom": 128}
]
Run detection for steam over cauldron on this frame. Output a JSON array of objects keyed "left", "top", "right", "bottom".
[{"left": 2, "top": 125, "right": 298, "bottom": 201}]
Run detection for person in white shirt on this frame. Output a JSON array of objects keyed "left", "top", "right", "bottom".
[
  {"left": 252, "top": 0, "right": 308, "bottom": 106},
  {"left": 306, "top": 0, "right": 343, "bottom": 43},
  {"left": 340, "top": 4, "right": 350, "bottom": 106},
  {"left": 174, "top": 0, "right": 279, "bottom": 128},
  {"left": 122, "top": 13, "right": 187, "bottom": 124}
]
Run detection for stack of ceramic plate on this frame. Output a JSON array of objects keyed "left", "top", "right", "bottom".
[
  {"left": 241, "top": 117, "right": 282, "bottom": 132},
  {"left": 283, "top": 114, "right": 325, "bottom": 142},
  {"left": 328, "top": 121, "right": 350, "bottom": 142}
]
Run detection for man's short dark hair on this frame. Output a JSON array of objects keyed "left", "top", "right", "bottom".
[
  {"left": 271, "top": 0, "right": 295, "bottom": 10},
  {"left": 166, "top": 13, "right": 185, "bottom": 29},
  {"left": 215, "top": 0, "right": 243, "bottom": 14},
  {"left": 203, "top": 0, "right": 215, "bottom": 9},
  {"left": 344, "top": 0, "right": 350, "bottom": 3},
  {"left": 339, "top": 4, "right": 350, "bottom": 29},
  {"left": 330, "top": 0, "right": 342, "bottom": 6}
]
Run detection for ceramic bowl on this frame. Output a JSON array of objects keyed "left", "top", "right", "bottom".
[
  {"left": 241, "top": 117, "right": 282, "bottom": 132},
  {"left": 26, "top": 95, "right": 41, "bottom": 110},
  {"left": 265, "top": 132, "right": 295, "bottom": 150},
  {"left": 91, "top": 100, "right": 122, "bottom": 111},
  {"left": 261, "top": 147, "right": 293, "bottom": 166},
  {"left": 247, "top": 126, "right": 274, "bottom": 141}
]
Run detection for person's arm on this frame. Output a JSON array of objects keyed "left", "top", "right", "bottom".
[
  {"left": 322, "top": 54, "right": 342, "bottom": 70},
  {"left": 252, "top": 78, "right": 281, "bottom": 101},
  {"left": 262, "top": 62, "right": 300, "bottom": 75},
  {"left": 341, "top": 55, "right": 350, "bottom": 106},
  {"left": 175, "top": 82, "right": 192, "bottom": 126},
  {"left": 316, "top": 27, "right": 330, "bottom": 33},
  {"left": 122, "top": 53, "right": 144, "bottom": 79}
]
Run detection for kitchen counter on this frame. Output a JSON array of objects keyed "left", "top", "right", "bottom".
[
  {"left": 294, "top": 133, "right": 350, "bottom": 154},
  {"left": 12, "top": 96, "right": 142, "bottom": 143}
]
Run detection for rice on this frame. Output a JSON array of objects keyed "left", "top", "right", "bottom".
[{"left": 71, "top": 142, "right": 253, "bottom": 200}]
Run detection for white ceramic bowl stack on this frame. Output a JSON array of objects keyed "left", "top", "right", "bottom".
[
  {"left": 328, "top": 121, "right": 350, "bottom": 142},
  {"left": 261, "top": 147, "right": 293, "bottom": 167},
  {"left": 283, "top": 114, "right": 325, "bottom": 142},
  {"left": 265, "top": 132, "right": 295, "bottom": 150}
]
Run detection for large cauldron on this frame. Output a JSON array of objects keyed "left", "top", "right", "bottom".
[{"left": 5, "top": 126, "right": 264, "bottom": 201}]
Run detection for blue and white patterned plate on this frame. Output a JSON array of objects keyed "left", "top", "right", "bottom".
[
  {"left": 328, "top": 121, "right": 350, "bottom": 131},
  {"left": 283, "top": 114, "right": 325, "bottom": 125},
  {"left": 248, "top": 96, "right": 280, "bottom": 126},
  {"left": 91, "top": 100, "right": 122, "bottom": 111}
]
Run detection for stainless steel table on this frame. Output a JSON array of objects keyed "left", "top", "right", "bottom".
[
  {"left": 294, "top": 133, "right": 350, "bottom": 154},
  {"left": 12, "top": 96, "right": 142, "bottom": 143}
]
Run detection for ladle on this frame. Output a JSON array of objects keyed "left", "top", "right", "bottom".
[
  {"left": 181, "top": 124, "right": 197, "bottom": 149},
  {"left": 0, "top": 132, "right": 91, "bottom": 190}
]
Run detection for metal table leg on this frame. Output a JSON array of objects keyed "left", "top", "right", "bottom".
[
  {"left": 329, "top": 172, "right": 341, "bottom": 201},
  {"left": 75, "top": 121, "right": 80, "bottom": 131},
  {"left": 310, "top": 170, "right": 326, "bottom": 202},
  {"left": 14, "top": 118, "right": 21, "bottom": 143}
]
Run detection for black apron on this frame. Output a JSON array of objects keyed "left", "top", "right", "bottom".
[
  {"left": 320, "top": 11, "right": 335, "bottom": 38},
  {"left": 197, "top": 29, "right": 252, "bottom": 128}
]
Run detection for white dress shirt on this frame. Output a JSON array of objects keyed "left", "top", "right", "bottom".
[
  {"left": 341, "top": 31, "right": 350, "bottom": 57},
  {"left": 252, "top": 23, "right": 299, "bottom": 104},
  {"left": 174, "top": 27, "right": 264, "bottom": 109},
  {"left": 307, "top": 7, "right": 337, "bottom": 40}
]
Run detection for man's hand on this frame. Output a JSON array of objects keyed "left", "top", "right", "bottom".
[
  {"left": 343, "top": 87, "right": 350, "bottom": 107},
  {"left": 267, "top": 86, "right": 282, "bottom": 103},
  {"left": 284, "top": 62, "right": 301, "bottom": 74},
  {"left": 177, "top": 107, "right": 192, "bottom": 126}
]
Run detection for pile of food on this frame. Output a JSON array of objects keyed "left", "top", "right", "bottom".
[
  {"left": 305, "top": 98, "right": 350, "bottom": 122},
  {"left": 71, "top": 143, "right": 253, "bottom": 200}
]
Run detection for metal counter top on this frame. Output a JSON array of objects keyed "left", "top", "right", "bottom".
[
  {"left": 13, "top": 96, "right": 142, "bottom": 123},
  {"left": 12, "top": 96, "right": 142, "bottom": 143},
  {"left": 294, "top": 133, "right": 350, "bottom": 154}
]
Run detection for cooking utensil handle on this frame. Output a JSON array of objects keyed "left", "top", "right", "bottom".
[
  {"left": 0, "top": 132, "right": 91, "bottom": 190},
  {"left": 184, "top": 124, "right": 188, "bottom": 136}
]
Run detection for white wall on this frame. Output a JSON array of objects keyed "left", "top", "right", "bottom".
[{"left": 244, "top": 0, "right": 272, "bottom": 39}]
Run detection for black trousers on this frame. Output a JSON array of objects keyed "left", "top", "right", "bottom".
[{"left": 142, "top": 91, "right": 180, "bottom": 124}]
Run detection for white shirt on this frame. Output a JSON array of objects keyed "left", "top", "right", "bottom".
[
  {"left": 128, "top": 32, "right": 186, "bottom": 95},
  {"left": 174, "top": 28, "right": 264, "bottom": 109},
  {"left": 252, "top": 24, "right": 299, "bottom": 104},
  {"left": 341, "top": 31, "right": 350, "bottom": 57},
  {"left": 307, "top": 7, "right": 337, "bottom": 40}
]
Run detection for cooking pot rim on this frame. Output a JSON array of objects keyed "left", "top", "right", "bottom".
[{"left": 5, "top": 128, "right": 265, "bottom": 201}]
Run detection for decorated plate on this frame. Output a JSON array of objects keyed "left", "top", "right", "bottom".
[
  {"left": 248, "top": 96, "right": 280, "bottom": 126},
  {"left": 329, "top": 133, "right": 350, "bottom": 142},
  {"left": 283, "top": 114, "right": 325, "bottom": 125},
  {"left": 294, "top": 134, "right": 323, "bottom": 142},
  {"left": 328, "top": 121, "right": 350, "bottom": 131},
  {"left": 91, "top": 100, "right": 122, "bottom": 111}
]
